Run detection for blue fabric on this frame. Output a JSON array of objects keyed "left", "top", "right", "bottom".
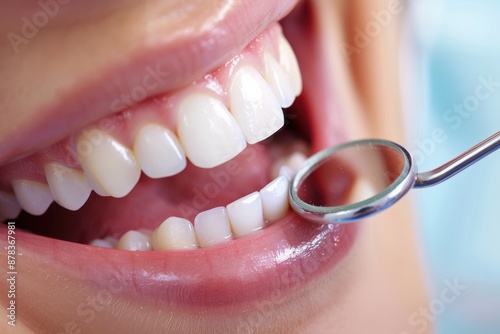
[{"left": 405, "top": 1, "right": 500, "bottom": 332}]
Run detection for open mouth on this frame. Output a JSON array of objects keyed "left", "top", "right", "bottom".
[{"left": 0, "top": 0, "right": 359, "bottom": 332}]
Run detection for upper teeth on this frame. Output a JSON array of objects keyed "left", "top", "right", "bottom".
[{"left": 0, "top": 27, "right": 304, "bottom": 242}]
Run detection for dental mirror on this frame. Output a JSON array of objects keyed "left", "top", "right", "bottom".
[{"left": 289, "top": 131, "right": 500, "bottom": 224}]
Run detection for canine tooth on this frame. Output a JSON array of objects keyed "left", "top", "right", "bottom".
[
  {"left": 0, "top": 191, "right": 22, "bottom": 220},
  {"left": 134, "top": 124, "right": 187, "bottom": 178},
  {"left": 264, "top": 53, "right": 295, "bottom": 108},
  {"left": 151, "top": 217, "right": 198, "bottom": 250},
  {"left": 44, "top": 163, "right": 92, "bottom": 211},
  {"left": 227, "top": 192, "right": 265, "bottom": 237},
  {"left": 178, "top": 94, "right": 247, "bottom": 168},
  {"left": 194, "top": 207, "right": 232, "bottom": 247},
  {"left": 260, "top": 176, "right": 289, "bottom": 222},
  {"left": 278, "top": 35, "right": 302, "bottom": 96},
  {"left": 229, "top": 66, "right": 284, "bottom": 144},
  {"left": 11, "top": 180, "right": 53, "bottom": 215},
  {"left": 116, "top": 230, "right": 151, "bottom": 251},
  {"left": 89, "top": 239, "right": 114, "bottom": 248},
  {"left": 77, "top": 132, "right": 140, "bottom": 198}
]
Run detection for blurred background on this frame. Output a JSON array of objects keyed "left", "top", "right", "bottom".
[{"left": 402, "top": 0, "right": 500, "bottom": 333}]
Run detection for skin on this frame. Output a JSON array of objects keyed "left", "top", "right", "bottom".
[{"left": 0, "top": 0, "right": 432, "bottom": 333}]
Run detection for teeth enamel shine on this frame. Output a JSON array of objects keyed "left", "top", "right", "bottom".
[
  {"left": 264, "top": 53, "right": 295, "bottom": 108},
  {"left": 44, "top": 162, "right": 92, "bottom": 211},
  {"left": 260, "top": 176, "right": 290, "bottom": 222},
  {"left": 177, "top": 94, "right": 247, "bottom": 168},
  {"left": 348, "top": 179, "right": 378, "bottom": 203},
  {"left": 0, "top": 191, "right": 22, "bottom": 220},
  {"left": 229, "top": 66, "right": 284, "bottom": 144},
  {"left": 285, "top": 152, "right": 307, "bottom": 172},
  {"left": 278, "top": 35, "right": 302, "bottom": 96},
  {"left": 134, "top": 124, "right": 187, "bottom": 178},
  {"left": 194, "top": 207, "right": 233, "bottom": 247},
  {"left": 77, "top": 132, "right": 140, "bottom": 198},
  {"left": 116, "top": 230, "right": 151, "bottom": 251},
  {"left": 151, "top": 217, "right": 198, "bottom": 250},
  {"left": 227, "top": 192, "right": 265, "bottom": 237},
  {"left": 12, "top": 180, "right": 53, "bottom": 215}
]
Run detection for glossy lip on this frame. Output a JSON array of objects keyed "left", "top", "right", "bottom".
[
  {"left": 0, "top": 0, "right": 358, "bottom": 314},
  {"left": 2, "top": 213, "right": 357, "bottom": 309}
]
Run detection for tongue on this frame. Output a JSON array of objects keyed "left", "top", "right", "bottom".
[{"left": 17, "top": 144, "right": 272, "bottom": 244}]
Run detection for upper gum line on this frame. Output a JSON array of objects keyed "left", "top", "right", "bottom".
[{"left": 0, "top": 24, "right": 304, "bottom": 230}]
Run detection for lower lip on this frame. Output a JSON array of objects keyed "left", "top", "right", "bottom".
[{"left": 6, "top": 210, "right": 357, "bottom": 309}]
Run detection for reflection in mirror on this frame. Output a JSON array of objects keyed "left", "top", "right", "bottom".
[{"left": 297, "top": 143, "right": 406, "bottom": 208}]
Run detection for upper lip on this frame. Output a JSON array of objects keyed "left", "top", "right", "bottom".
[{"left": 0, "top": 0, "right": 300, "bottom": 166}]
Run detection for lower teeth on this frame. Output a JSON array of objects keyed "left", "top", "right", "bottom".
[{"left": 89, "top": 151, "right": 306, "bottom": 251}]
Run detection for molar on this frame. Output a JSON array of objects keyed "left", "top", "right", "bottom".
[
  {"left": 11, "top": 179, "right": 53, "bottom": 215},
  {"left": 44, "top": 162, "right": 92, "bottom": 211},
  {"left": 229, "top": 65, "right": 284, "bottom": 144},
  {"left": 177, "top": 94, "right": 247, "bottom": 169},
  {"left": 133, "top": 124, "right": 187, "bottom": 178},
  {"left": 76, "top": 131, "right": 141, "bottom": 198}
]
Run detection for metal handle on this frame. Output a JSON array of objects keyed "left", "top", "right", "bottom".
[{"left": 414, "top": 131, "right": 500, "bottom": 188}]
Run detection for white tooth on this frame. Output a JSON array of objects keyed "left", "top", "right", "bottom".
[
  {"left": 278, "top": 35, "right": 302, "bottom": 96},
  {"left": 178, "top": 94, "right": 247, "bottom": 168},
  {"left": 104, "top": 236, "right": 118, "bottom": 247},
  {"left": 44, "top": 162, "right": 92, "bottom": 211},
  {"left": 229, "top": 66, "right": 284, "bottom": 144},
  {"left": 87, "top": 177, "right": 110, "bottom": 197},
  {"left": 278, "top": 165, "right": 294, "bottom": 180},
  {"left": 89, "top": 238, "right": 113, "bottom": 248},
  {"left": 77, "top": 131, "right": 140, "bottom": 198},
  {"left": 264, "top": 53, "right": 295, "bottom": 108},
  {"left": 348, "top": 179, "right": 377, "bottom": 203},
  {"left": 227, "top": 192, "right": 265, "bottom": 237},
  {"left": 116, "top": 230, "right": 151, "bottom": 251},
  {"left": 134, "top": 124, "right": 187, "bottom": 178},
  {"left": 285, "top": 152, "right": 307, "bottom": 172},
  {"left": 260, "top": 176, "right": 290, "bottom": 222},
  {"left": 0, "top": 191, "right": 22, "bottom": 220},
  {"left": 11, "top": 180, "right": 53, "bottom": 215},
  {"left": 151, "top": 217, "right": 198, "bottom": 250},
  {"left": 270, "top": 159, "right": 294, "bottom": 181},
  {"left": 194, "top": 207, "right": 232, "bottom": 247}
]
